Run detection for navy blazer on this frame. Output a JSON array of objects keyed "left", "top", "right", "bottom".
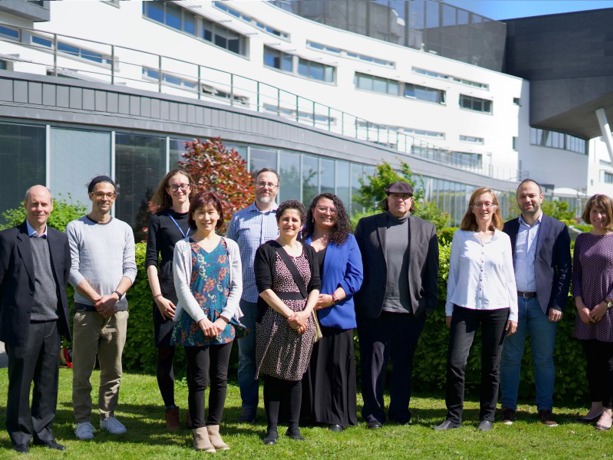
[
  {"left": 304, "top": 233, "right": 363, "bottom": 329},
  {"left": 503, "top": 214, "right": 571, "bottom": 313},
  {"left": 354, "top": 212, "right": 439, "bottom": 319},
  {"left": 0, "top": 222, "right": 72, "bottom": 346}
]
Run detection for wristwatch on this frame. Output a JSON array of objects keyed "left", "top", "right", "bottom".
[
  {"left": 607, "top": 300, "right": 613, "bottom": 310},
  {"left": 113, "top": 290, "right": 124, "bottom": 301}
]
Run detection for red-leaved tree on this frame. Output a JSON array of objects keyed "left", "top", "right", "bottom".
[{"left": 179, "top": 137, "right": 255, "bottom": 231}]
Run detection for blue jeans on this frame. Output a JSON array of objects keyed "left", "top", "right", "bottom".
[
  {"left": 237, "top": 300, "right": 259, "bottom": 411},
  {"left": 499, "top": 296, "right": 557, "bottom": 411}
]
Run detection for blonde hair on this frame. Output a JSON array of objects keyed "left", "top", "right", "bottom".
[{"left": 460, "top": 187, "right": 503, "bottom": 231}]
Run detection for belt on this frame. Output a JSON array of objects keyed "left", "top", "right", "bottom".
[{"left": 517, "top": 291, "right": 537, "bottom": 299}]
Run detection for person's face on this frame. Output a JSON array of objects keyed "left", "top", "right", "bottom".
[
  {"left": 278, "top": 208, "right": 302, "bottom": 239},
  {"left": 25, "top": 186, "right": 53, "bottom": 228},
  {"left": 166, "top": 173, "right": 191, "bottom": 206},
  {"left": 471, "top": 192, "right": 497, "bottom": 225},
  {"left": 89, "top": 182, "right": 116, "bottom": 216},
  {"left": 387, "top": 193, "right": 412, "bottom": 218},
  {"left": 255, "top": 171, "right": 279, "bottom": 205},
  {"left": 589, "top": 206, "right": 609, "bottom": 230},
  {"left": 193, "top": 203, "right": 220, "bottom": 233},
  {"left": 312, "top": 197, "right": 337, "bottom": 231},
  {"left": 516, "top": 182, "right": 543, "bottom": 217}
]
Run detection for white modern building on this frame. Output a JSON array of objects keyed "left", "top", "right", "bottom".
[{"left": 1, "top": 0, "right": 611, "bottom": 230}]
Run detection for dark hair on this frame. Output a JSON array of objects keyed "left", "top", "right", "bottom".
[
  {"left": 88, "top": 175, "right": 116, "bottom": 194},
  {"left": 188, "top": 191, "right": 224, "bottom": 231},
  {"left": 254, "top": 167, "right": 280, "bottom": 185},
  {"left": 517, "top": 178, "right": 543, "bottom": 194},
  {"left": 150, "top": 169, "right": 195, "bottom": 210},
  {"left": 276, "top": 200, "right": 305, "bottom": 224},
  {"left": 303, "top": 193, "right": 351, "bottom": 244},
  {"left": 460, "top": 187, "right": 503, "bottom": 231},
  {"left": 581, "top": 194, "right": 613, "bottom": 230}
]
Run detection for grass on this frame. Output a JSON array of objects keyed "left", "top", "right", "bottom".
[{"left": 0, "top": 368, "right": 612, "bottom": 459}]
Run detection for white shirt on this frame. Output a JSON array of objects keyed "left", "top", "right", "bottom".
[{"left": 446, "top": 229, "right": 518, "bottom": 322}]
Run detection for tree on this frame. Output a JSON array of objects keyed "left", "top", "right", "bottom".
[
  {"left": 179, "top": 137, "right": 255, "bottom": 230},
  {"left": 355, "top": 161, "right": 450, "bottom": 229}
]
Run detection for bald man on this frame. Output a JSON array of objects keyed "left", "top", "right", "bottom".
[{"left": 0, "top": 186, "right": 72, "bottom": 453}]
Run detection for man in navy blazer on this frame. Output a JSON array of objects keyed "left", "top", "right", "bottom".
[
  {"left": 0, "top": 185, "right": 71, "bottom": 453},
  {"left": 499, "top": 179, "right": 571, "bottom": 427},
  {"left": 354, "top": 182, "right": 438, "bottom": 429}
]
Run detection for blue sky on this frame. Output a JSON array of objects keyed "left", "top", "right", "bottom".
[{"left": 443, "top": 0, "right": 613, "bottom": 20}]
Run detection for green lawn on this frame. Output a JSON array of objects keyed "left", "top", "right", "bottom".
[{"left": 0, "top": 368, "right": 612, "bottom": 459}]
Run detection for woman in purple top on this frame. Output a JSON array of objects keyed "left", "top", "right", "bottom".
[{"left": 573, "top": 194, "right": 613, "bottom": 431}]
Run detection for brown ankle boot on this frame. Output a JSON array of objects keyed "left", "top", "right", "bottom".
[
  {"left": 165, "top": 407, "right": 180, "bottom": 432},
  {"left": 192, "top": 427, "right": 215, "bottom": 452},
  {"left": 206, "top": 425, "right": 229, "bottom": 450}
]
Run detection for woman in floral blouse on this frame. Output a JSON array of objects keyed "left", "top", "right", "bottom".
[{"left": 173, "top": 191, "right": 242, "bottom": 452}]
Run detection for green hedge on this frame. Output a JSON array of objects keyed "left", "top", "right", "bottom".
[{"left": 123, "top": 241, "right": 587, "bottom": 404}]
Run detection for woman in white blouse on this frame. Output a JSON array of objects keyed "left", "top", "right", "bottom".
[{"left": 435, "top": 187, "right": 518, "bottom": 432}]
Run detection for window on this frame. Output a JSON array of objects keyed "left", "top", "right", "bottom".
[
  {"left": 459, "top": 94, "right": 492, "bottom": 113},
  {"left": 0, "top": 24, "right": 19, "bottom": 40},
  {"left": 31, "top": 34, "right": 113, "bottom": 65},
  {"left": 307, "top": 40, "right": 395, "bottom": 68},
  {"left": 413, "top": 67, "right": 488, "bottom": 90},
  {"left": 513, "top": 97, "right": 521, "bottom": 106},
  {"left": 355, "top": 73, "right": 399, "bottom": 96},
  {"left": 263, "top": 47, "right": 335, "bottom": 83},
  {"left": 144, "top": 2, "right": 248, "bottom": 56},
  {"left": 460, "top": 135, "right": 484, "bottom": 144},
  {"left": 530, "top": 128, "right": 587, "bottom": 154},
  {"left": 404, "top": 83, "right": 445, "bottom": 104},
  {"left": 604, "top": 172, "right": 613, "bottom": 184},
  {"left": 213, "top": 1, "right": 289, "bottom": 39}
]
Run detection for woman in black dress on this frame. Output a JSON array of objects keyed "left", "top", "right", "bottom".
[
  {"left": 145, "top": 168, "right": 194, "bottom": 430},
  {"left": 254, "top": 200, "right": 321, "bottom": 445}
]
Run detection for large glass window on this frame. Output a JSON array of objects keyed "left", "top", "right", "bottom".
[
  {"left": 459, "top": 94, "right": 492, "bottom": 113},
  {"left": 263, "top": 47, "right": 293, "bottom": 72},
  {"left": 336, "top": 161, "right": 350, "bottom": 208},
  {"left": 279, "top": 152, "right": 301, "bottom": 201},
  {"left": 0, "top": 123, "right": 46, "bottom": 217},
  {"left": 249, "top": 148, "right": 277, "bottom": 173},
  {"left": 320, "top": 158, "right": 335, "bottom": 194},
  {"left": 530, "top": 128, "right": 587, "bottom": 154},
  {"left": 115, "top": 133, "right": 166, "bottom": 240},
  {"left": 50, "top": 128, "right": 111, "bottom": 208},
  {"left": 302, "top": 155, "right": 319, "bottom": 205},
  {"left": 404, "top": 83, "right": 445, "bottom": 104}
]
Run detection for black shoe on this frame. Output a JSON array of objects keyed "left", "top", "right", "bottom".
[
  {"left": 500, "top": 407, "right": 516, "bottom": 425},
  {"left": 263, "top": 428, "right": 278, "bottom": 445},
  {"left": 477, "top": 420, "right": 493, "bottom": 432},
  {"left": 239, "top": 408, "right": 256, "bottom": 423},
  {"left": 285, "top": 427, "right": 304, "bottom": 440},
  {"left": 434, "top": 419, "right": 461, "bottom": 431},
  {"left": 33, "top": 439, "right": 66, "bottom": 450},
  {"left": 13, "top": 444, "right": 29, "bottom": 454},
  {"left": 328, "top": 424, "right": 344, "bottom": 432},
  {"left": 366, "top": 420, "right": 383, "bottom": 429}
]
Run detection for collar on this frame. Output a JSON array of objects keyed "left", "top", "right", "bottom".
[
  {"left": 26, "top": 220, "right": 48, "bottom": 238},
  {"left": 249, "top": 202, "right": 278, "bottom": 214},
  {"left": 518, "top": 212, "right": 543, "bottom": 228}
]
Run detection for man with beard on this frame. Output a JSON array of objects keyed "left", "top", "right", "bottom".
[
  {"left": 499, "top": 179, "right": 571, "bottom": 427},
  {"left": 227, "top": 168, "right": 280, "bottom": 423}
]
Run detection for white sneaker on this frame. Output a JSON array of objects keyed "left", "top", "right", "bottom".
[
  {"left": 75, "top": 422, "right": 95, "bottom": 440},
  {"left": 100, "top": 416, "right": 127, "bottom": 435}
]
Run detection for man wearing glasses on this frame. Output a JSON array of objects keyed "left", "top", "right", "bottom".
[
  {"left": 227, "top": 168, "right": 280, "bottom": 423},
  {"left": 354, "top": 181, "right": 439, "bottom": 429},
  {"left": 66, "top": 176, "right": 137, "bottom": 440}
]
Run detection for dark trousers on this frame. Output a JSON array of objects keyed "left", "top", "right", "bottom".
[
  {"left": 445, "top": 306, "right": 509, "bottom": 423},
  {"left": 6, "top": 321, "right": 60, "bottom": 447},
  {"left": 581, "top": 339, "right": 613, "bottom": 408},
  {"left": 185, "top": 342, "right": 232, "bottom": 428},
  {"left": 357, "top": 312, "right": 426, "bottom": 424}
]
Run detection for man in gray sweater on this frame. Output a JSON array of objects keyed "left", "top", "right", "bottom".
[{"left": 66, "top": 176, "right": 137, "bottom": 441}]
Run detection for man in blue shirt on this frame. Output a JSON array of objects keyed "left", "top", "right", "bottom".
[
  {"left": 227, "top": 168, "right": 280, "bottom": 423},
  {"left": 500, "top": 179, "right": 571, "bottom": 426}
]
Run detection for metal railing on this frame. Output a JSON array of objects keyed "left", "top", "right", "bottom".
[{"left": 0, "top": 23, "right": 523, "bottom": 181}]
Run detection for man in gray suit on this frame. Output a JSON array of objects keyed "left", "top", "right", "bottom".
[{"left": 354, "top": 182, "right": 438, "bottom": 429}]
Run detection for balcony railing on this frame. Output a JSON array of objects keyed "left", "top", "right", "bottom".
[{"left": 0, "top": 23, "right": 523, "bottom": 181}]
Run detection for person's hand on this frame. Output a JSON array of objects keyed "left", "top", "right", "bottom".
[
  {"left": 548, "top": 309, "right": 563, "bottom": 322},
  {"left": 505, "top": 320, "right": 518, "bottom": 336},
  {"left": 154, "top": 296, "right": 176, "bottom": 320},
  {"left": 95, "top": 294, "right": 117, "bottom": 319},
  {"left": 315, "top": 294, "right": 334, "bottom": 310},
  {"left": 577, "top": 307, "right": 593, "bottom": 325},
  {"left": 589, "top": 302, "right": 608, "bottom": 322},
  {"left": 445, "top": 316, "right": 452, "bottom": 328},
  {"left": 287, "top": 313, "right": 307, "bottom": 333},
  {"left": 198, "top": 318, "right": 217, "bottom": 337},
  {"left": 211, "top": 318, "right": 228, "bottom": 336}
]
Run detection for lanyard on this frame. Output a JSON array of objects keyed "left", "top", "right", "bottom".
[{"left": 168, "top": 214, "right": 190, "bottom": 239}]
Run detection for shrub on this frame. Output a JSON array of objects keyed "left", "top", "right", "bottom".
[{"left": 0, "top": 195, "right": 87, "bottom": 232}]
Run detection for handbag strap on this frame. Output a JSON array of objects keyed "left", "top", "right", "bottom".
[{"left": 272, "top": 242, "right": 308, "bottom": 299}]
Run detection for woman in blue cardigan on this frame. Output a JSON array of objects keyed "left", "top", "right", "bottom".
[{"left": 302, "top": 193, "right": 364, "bottom": 432}]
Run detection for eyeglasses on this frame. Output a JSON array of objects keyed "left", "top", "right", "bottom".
[
  {"left": 316, "top": 206, "right": 337, "bottom": 214},
  {"left": 92, "top": 192, "right": 117, "bottom": 199},
  {"left": 256, "top": 181, "right": 278, "bottom": 189},
  {"left": 472, "top": 201, "right": 496, "bottom": 209},
  {"left": 168, "top": 183, "right": 190, "bottom": 192}
]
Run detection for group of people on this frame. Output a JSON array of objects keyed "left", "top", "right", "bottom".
[{"left": 1, "top": 169, "right": 613, "bottom": 455}]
